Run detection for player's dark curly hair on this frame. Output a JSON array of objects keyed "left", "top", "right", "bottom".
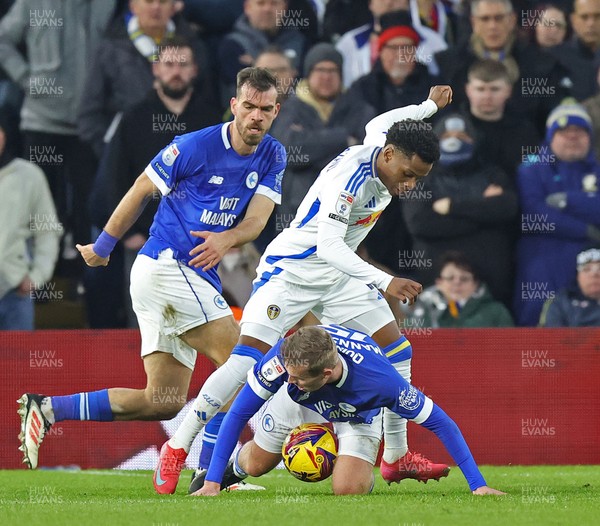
[
  {"left": 385, "top": 119, "right": 440, "bottom": 164},
  {"left": 236, "top": 67, "right": 278, "bottom": 97}
]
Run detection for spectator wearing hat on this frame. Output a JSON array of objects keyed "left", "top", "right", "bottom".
[
  {"left": 539, "top": 247, "right": 600, "bottom": 326},
  {"left": 345, "top": 10, "right": 435, "bottom": 115},
  {"left": 335, "top": 1, "right": 410, "bottom": 89},
  {"left": 267, "top": 43, "right": 375, "bottom": 234},
  {"left": 402, "top": 112, "right": 518, "bottom": 305},
  {"left": 514, "top": 100, "right": 600, "bottom": 326}
]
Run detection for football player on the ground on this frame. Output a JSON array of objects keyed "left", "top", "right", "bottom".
[
  {"left": 157, "top": 86, "right": 454, "bottom": 494},
  {"left": 190, "top": 325, "right": 505, "bottom": 496}
]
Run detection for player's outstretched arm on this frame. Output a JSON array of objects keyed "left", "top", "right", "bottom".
[
  {"left": 76, "top": 172, "right": 157, "bottom": 267},
  {"left": 418, "top": 404, "right": 506, "bottom": 494},
  {"left": 363, "top": 85, "right": 452, "bottom": 147},
  {"left": 189, "top": 193, "right": 275, "bottom": 271}
]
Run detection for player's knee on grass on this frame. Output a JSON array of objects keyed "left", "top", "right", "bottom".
[
  {"left": 332, "top": 473, "right": 374, "bottom": 495},
  {"left": 332, "top": 456, "right": 375, "bottom": 495},
  {"left": 238, "top": 441, "right": 281, "bottom": 477}
]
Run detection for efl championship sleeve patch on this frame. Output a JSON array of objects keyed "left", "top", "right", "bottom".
[
  {"left": 260, "top": 356, "right": 286, "bottom": 382},
  {"left": 335, "top": 191, "right": 353, "bottom": 217},
  {"left": 161, "top": 143, "right": 180, "bottom": 166},
  {"left": 339, "top": 191, "right": 354, "bottom": 205}
]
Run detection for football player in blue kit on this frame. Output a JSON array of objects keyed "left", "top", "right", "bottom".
[
  {"left": 17, "top": 67, "right": 286, "bottom": 475},
  {"left": 191, "top": 325, "right": 505, "bottom": 496},
  {"left": 193, "top": 325, "right": 503, "bottom": 496}
]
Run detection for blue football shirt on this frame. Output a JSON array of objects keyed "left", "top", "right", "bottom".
[
  {"left": 141, "top": 122, "right": 286, "bottom": 291},
  {"left": 206, "top": 324, "right": 487, "bottom": 491},
  {"left": 249, "top": 325, "right": 432, "bottom": 424}
]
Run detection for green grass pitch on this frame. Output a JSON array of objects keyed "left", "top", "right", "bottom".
[{"left": 0, "top": 466, "right": 597, "bottom": 526}]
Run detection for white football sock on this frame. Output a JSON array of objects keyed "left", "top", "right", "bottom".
[
  {"left": 41, "top": 397, "right": 55, "bottom": 425},
  {"left": 382, "top": 359, "right": 411, "bottom": 463},
  {"left": 169, "top": 354, "right": 257, "bottom": 451}
]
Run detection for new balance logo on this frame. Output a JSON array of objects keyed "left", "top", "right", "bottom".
[{"left": 208, "top": 175, "right": 224, "bottom": 185}]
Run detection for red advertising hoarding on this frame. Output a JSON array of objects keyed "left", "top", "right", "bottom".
[{"left": 1, "top": 328, "right": 598, "bottom": 470}]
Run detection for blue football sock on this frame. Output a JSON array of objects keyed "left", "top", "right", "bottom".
[
  {"left": 51, "top": 389, "right": 114, "bottom": 422},
  {"left": 199, "top": 412, "right": 225, "bottom": 469}
]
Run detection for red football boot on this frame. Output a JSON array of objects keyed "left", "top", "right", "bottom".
[
  {"left": 153, "top": 441, "right": 188, "bottom": 494},
  {"left": 380, "top": 451, "right": 450, "bottom": 484}
]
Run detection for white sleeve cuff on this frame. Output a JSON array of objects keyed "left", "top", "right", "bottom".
[
  {"left": 412, "top": 396, "right": 434, "bottom": 424},
  {"left": 421, "top": 98, "right": 439, "bottom": 118},
  {"left": 375, "top": 272, "right": 395, "bottom": 292},
  {"left": 144, "top": 164, "right": 170, "bottom": 196},
  {"left": 247, "top": 370, "right": 275, "bottom": 400},
  {"left": 256, "top": 184, "right": 281, "bottom": 205}
]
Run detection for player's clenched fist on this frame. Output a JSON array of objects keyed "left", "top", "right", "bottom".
[
  {"left": 75, "top": 243, "right": 110, "bottom": 267},
  {"left": 428, "top": 85, "right": 453, "bottom": 110},
  {"left": 386, "top": 277, "right": 423, "bottom": 305}
]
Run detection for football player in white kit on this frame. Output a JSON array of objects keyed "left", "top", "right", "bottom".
[{"left": 156, "top": 86, "right": 454, "bottom": 494}]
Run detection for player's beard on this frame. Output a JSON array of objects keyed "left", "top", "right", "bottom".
[
  {"left": 159, "top": 78, "right": 191, "bottom": 100},
  {"left": 236, "top": 118, "right": 266, "bottom": 147}
]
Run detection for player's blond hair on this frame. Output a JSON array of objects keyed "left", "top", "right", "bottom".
[{"left": 281, "top": 327, "right": 337, "bottom": 376}]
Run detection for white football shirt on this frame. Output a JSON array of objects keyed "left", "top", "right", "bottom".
[{"left": 254, "top": 99, "right": 438, "bottom": 291}]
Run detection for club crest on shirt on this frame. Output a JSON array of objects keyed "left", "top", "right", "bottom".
[
  {"left": 398, "top": 385, "right": 420, "bottom": 411},
  {"left": 267, "top": 304, "right": 281, "bottom": 320},
  {"left": 262, "top": 413, "right": 275, "bottom": 432},
  {"left": 246, "top": 171, "right": 259, "bottom": 189},
  {"left": 161, "top": 143, "right": 180, "bottom": 166},
  {"left": 213, "top": 294, "right": 228, "bottom": 309}
]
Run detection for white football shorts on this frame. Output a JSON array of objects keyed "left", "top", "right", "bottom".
[
  {"left": 130, "top": 249, "right": 233, "bottom": 369},
  {"left": 254, "top": 385, "right": 383, "bottom": 464},
  {"left": 241, "top": 272, "right": 394, "bottom": 346}
]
